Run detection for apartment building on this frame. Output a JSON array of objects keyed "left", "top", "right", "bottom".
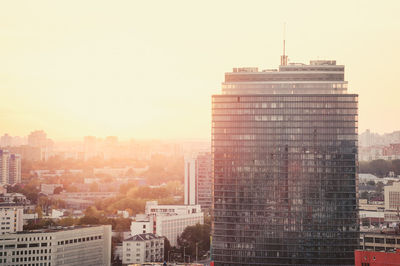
[
  {"left": 122, "top": 233, "right": 164, "bottom": 265},
  {"left": 0, "top": 225, "right": 111, "bottom": 265}
]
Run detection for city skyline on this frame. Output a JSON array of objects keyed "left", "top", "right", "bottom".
[{"left": 1, "top": 1, "right": 400, "bottom": 140}]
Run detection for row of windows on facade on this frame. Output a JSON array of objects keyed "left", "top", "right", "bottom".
[
  {"left": 213, "top": 108, "right": 358, "bottom": 115},
  {"left": 213, "top": 134, "right": 358, "bottom": 142},
  {"left": 212, "top": 102, "right": 357, "bottom": 109},
  {"left": 57, "top": 235, "right": 102, "bottom": 245},
  {"left": 213, "top": 127, "right": 358, "bottom": 134},
  {"left": 221, "top": 82, "right": 348, "bottom": 90},
  {"left": 213, "top": 95, "right": 357, "bottom": 102},
  {"left": 212, "top": 140, "right": 357, "bottom": 148},
  {"left": 213, "top": 115, "right": 358, "bottom": 123},
  {"left": 213, "top": 121, "right": 357, "bottom": 129}
]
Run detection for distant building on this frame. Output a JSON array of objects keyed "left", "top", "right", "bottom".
[
  {"left": 184, "top": 152, "right": 212, "bottom": 212},
  {"left": 130, "top": 201, "right": 203, "bottom": 247},
  {"left": 84, "top": 136, "right": 100, "bottom": 160},
  {"left": 0, "top": 134, "right": 13, "bottom": 147},
  {"left": 355, "top": 249, "right": 400, "bottom": 265},
  {"left": 0, "top": 150, "right": 21, "bottom": 185},
  {"left": 385, "top": 182, "right": 400, "bottom": 222},
  {"left": 8, "top": 154, "right": 21, "bottom": 184},
  {"left": 0, "top": 204, "right": 23, "bottom": 234},
  {"left": 27, "top": 130, "right": 54, "bottom": 161},
  {"left": 0, "top": 225, "right": 111, "bottom": 265},
  {"left": 122, "top": 233, "right": 164, "bottom": 264},
  {"left": 40, "top": 184, "right": 63, "bottom": 195},
  {"left": 0, "top": 192, "right": 30, "bottom": 204},
  {"left": 6, "top": 145, "right": 41, "bottom": 161},
  {"left": 50, "top": 192, "right": 117, "bottom": 209}
]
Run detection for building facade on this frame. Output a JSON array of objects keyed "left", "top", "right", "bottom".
[
  {"left": 184, "top": 152, "right": 212, "bottom": 212},
  {"left": 0, "top": 204, "right": 23, "bottom": 234},
  {"left": 131, "top": 201, "right": 204, "bottom": 247},
  {"left": 122, "top": 233, "right": 164, "bottom": 265},
  {"left": 360, "top": 231, "right": 400, "bottom": 252},
  {"left": 8, "top": 154, "right": 21, "bottom": 185},
  {"left": 384, "top": 182, "right": 400, "bottom": 222},
  {"left": 0, "top": 150, "right": 21, "bottom": 185},
  {"left": 212, "top": 60, "right": 359, "bottom": 265},
  {"left": 0, "top": 225, "right": 111, "bottom": 265},
  {"left": 355, "top": 249, "right": 400, "bottom": 266}
]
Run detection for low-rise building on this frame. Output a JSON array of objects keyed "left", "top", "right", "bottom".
[
  {"left": 122, "top": 233, "right": 164, "bottom": 265},
  {"left": 360, "top": 230, "right": 400, "bottom": 252},
  {"left": 0, "top": 192, "right": 30, "bottom": 204},
  {"left": 131, "top": 201, "right": 203, "bottom": 247},
  {"left": 0, "top": 225, "right": 111, "bottom": 265},
  {"left": 0, "top": 204, "right": 23, "bottom": 234},
  {"left": 384, "top": 182, "right": 400, "bottom": 222},
  {"left": 355, "top": 249, "right": 400, "bottom": 266}
]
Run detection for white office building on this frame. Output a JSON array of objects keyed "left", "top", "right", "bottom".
[
  {"left": 0, "top": 225, "right": 111, "bottom": 265},
  {"left": 122, "top": 233, "right": 164, "bottom": 265},
  {"left": 131, "top": 201, "right": 203, "bottom": 247},
  {"left": 0, "top": 204, "right": 23, "bottom": 234}
]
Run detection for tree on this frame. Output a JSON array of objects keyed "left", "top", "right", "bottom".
[
  {"left": 79, "top": 216, "right": 100, "bottom": 225},
  {"left": 164, "top": 238, "right": 172, "bottom": 261},
  {"left": 53, "top": 186, "right": 63, "bottom": 194},
  {"left": 376, "top": 181, "right": 385, "bottom": 194},
  {"left": 35, "top": 206, "right": 43, "bottom": 219},
  {"left": 360, "top": 191, "right": 369, "bottom": 200},
  {"left": 177, "top": 223, "right": 211, "bottom": 261}
]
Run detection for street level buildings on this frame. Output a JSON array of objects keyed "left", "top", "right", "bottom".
[
  {"left": 122, "top": 233, "right": 164, "bottom": 265},
  {"left": 130, "top": 201, "right": 203, "bottom": 247},
  {"left": 0, "top": 225, "right": 111, "bottom": 265},
  {"left": 211, "top": 59, "right": 359, "bottom": 265}
]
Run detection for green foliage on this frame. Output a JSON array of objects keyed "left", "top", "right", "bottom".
[
  {"left": 360, "top": 191, "right": 369, "bottom": 200},
  {"left": 164, "top": 238, "right": 172, "bottom": 261},
  {"left": 177, "top": 223, "right": 211, "bottom": 260},
  {"left": 24, "top": 219, "right": 55, "bottom": 230},
  {"left": 142, "top": 155, "right": 184, "bottom": 185},
  {"left": 79, "top": 216, "right": 100, "bottom": 225},
  {"left": 376, "top": 182, "right": 384, "bottom": 193},
  {"left": 359, "top": 159, "right": 400, "bottom": 177},
  {"left": 53, "top": 186, "right": 63, "bottom": 194}
]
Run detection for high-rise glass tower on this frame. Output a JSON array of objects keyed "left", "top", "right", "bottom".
[{"left": 211, "top": 59, "right": 359, "bottom": 265}]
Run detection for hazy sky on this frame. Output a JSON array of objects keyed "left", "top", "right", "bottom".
[{"left": 1, "top": 1, "right": 399, "bottom": 140}]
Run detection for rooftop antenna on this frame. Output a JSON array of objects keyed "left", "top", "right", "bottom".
[{"left": 280, "top": 23, "right": 288, "bottom": 66}]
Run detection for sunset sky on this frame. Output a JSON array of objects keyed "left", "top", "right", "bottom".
[{"left": 1, "top": 1, "right": 399, "bottom": 140}]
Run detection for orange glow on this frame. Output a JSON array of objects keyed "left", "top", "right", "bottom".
[{"left": 1, "top": 1, "right": 400, "bottom": 140}]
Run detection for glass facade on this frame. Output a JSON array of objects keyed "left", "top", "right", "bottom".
[{"left": 211, "top": 62, "right": 359, "bottom": 265}]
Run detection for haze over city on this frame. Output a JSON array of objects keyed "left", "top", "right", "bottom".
[{"left": 1, "top": 0, "right": 399, "bottom": 140}]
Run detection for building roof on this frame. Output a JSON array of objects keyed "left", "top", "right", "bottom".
[{"left": 124, "top": 233, "right": 163, "bottom": 242}]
